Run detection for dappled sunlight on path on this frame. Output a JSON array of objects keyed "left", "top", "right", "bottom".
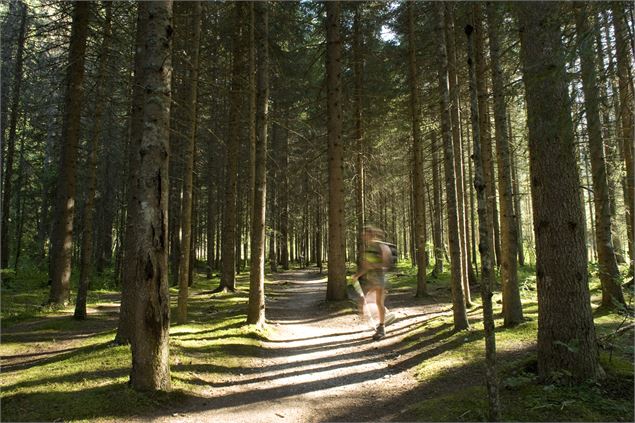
[{"left": 146, "top": 269, "right": 450, "bottom": 423}]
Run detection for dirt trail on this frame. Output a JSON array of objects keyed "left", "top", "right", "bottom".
[{"left": 158, "top": 270, "right": 449, "bottom": 423}]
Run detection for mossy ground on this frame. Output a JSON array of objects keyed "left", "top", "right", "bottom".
[
  {"left": 392, "top": 260, "right": 634, "bottom": 422},
  {"left": 1, "top": 266, "right": 266, "bottom": 422}
]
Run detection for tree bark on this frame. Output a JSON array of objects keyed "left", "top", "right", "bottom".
[
  {"left": 218, "top": 3, "right": 246, "bottom": 292},
  {"left": 445, "top": 3, "right": 470, "bottom": 306},
  {"left": 486, "top": 2, "right": 524, "bottom": 325},
  {"left": 611, "top": 3, "right": 635, "bottom": 272},
  {"left": 574, "top": 3, "right": 625, "bottom": 308},
  {"left": 281, "top": 117, "right": 290, "bottom": 270},
  {"left": 509, "top": 114, "right": 525, "bottom": 267},
  {"left": 407, "top": 2, "right": 427, "bottom": 297},
  {"left": 129, "top": 0, "right": 173, "bottom": 392},
  {"left": 325, "top": 1, "right": 346, "bottom": 301},
  {"left": 0, "top": 2, "right": 26, "bottom": 269},
  {"left": 516, "top": 2, "right": 601, "bottom": 382},
  {"left": 48, "top": 2, "right": 90, "bottom": 305},
  {"left": 247, "top": 1, "right": 268, "bottom": 326},
  {"left": 473, "top": 3, "right": 501, "bottom": 269},
  {"left": 435, "top": 2, "right": 469, "bottom": 331},
  {"left": 466, "top": 23, "right": 501, "bottom": 421},
  {"left": 176, "top": 1, "right": 201, "bottom": 324},
  {"left": 353, "top": 4, "right": 366, "bottom": 270},
  {"left": 75, "top": 2, "right": 112, "bottom": 319},
  {"left": 431, "top": 131, "right": 444, "bottom": 276},
  {"left": 115, "top": 3, "right": 147, "bottom": 345}
]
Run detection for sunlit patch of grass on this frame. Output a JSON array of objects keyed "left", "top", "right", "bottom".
[
  {"left": 404, "top": 264, "right": 633, "bottom": 422},
  {"left": 1, "top": 269, "right": 267, "bottom": 422}
]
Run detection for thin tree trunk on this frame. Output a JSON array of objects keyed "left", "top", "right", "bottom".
[
  {"left": 0, "top": 2, "right": 26, "bottom": 269},
  {"left": 445, "top": 3, "right": 470, "bottom": 306},
  {"left": 575, "top": 3, "right": 625, "bottom": 307},
  {"left": 75, "top": 2, "right": 112, "bottom": 319},
  {"left": 584, "top": 152, "right": 598, "bottom": 262},
  {"left": 13, "top": 114, "right": 26, "bottom": 271},
  {"left": 473, "top": 3, "right": 500, "bottom": 270},
  {"left": 612, "top": 4, "right": 635, "bottom": 272},
  {"left": 48, "top": 2, "right": 89, "bottom": 305},
  {"left": 486, "top": 2, "right": 523, "bottom": 326},
  {"left": 435, "top": 2, "right": 469, "bottom": 331},
  {"left": 353, "top": 4, "right": 365, "bottom": 269},
  {"left": 128, "top": 0, "right": 173, "bottom": 392},
  {"left": 281, "top": 117, "right": 290, "bottom": 270},
  {"left": 325, "top": 1, "right": 346, "bottom": 301},
  {"left": 407, "top": 2, "right": 427, "bottom": 297},
  {"left": 115, "top": 3, "right": 148, "bottom": 345},
  {"left": 596, "top": 11, "right": 626, "bottom": 264},
  {"left": 176, "top": 0, "right": 201, "bottom": 324},
  {"left": 509, "top": 114, "right": 525, "bottom": 267},
  {"left": 516, "top": 2, "right": 601, "bottom": 382},
  {"left": 431, "top": 132, "right": 444, "bottom": 276},
  {"left": 218, "top": 3, "right": 246, "bottom": 292},
  {"left": 466, "top": 23, "right": 501, "bottom": 421},
  {"left": 247, "top": 1, "right": 268, "bottom": 326}
]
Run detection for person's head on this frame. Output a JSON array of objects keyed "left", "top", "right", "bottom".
[{"left": 363, "top": 225, "right": 384, "bottom": 243}]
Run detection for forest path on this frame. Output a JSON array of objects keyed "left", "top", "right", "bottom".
[{"left": 162, "top": 269, "right": 452, "bottom": 423}]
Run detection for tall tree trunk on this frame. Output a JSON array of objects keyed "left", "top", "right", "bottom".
[
  {"left": 177, "top": 1, "right": 201, "bottom": 324},
  {"left": 248, "top": 1, "right": 256, "bottom": 229},
  {"left": 325, "top": 1, "right": 346, "bottom": 301},
  {"left": 596, "top": 11, "right": 625, "bottom": 264},
  {"left": 218, "top": 3, "right": 246, "bottom": 292},
  {"left": 268, "top": 125, "right": 278, "bottom": 274},
  {"left": 612, "top": 3, "right": 635, "bottom": 271},
  {"left": 281, "top": 117, "right": 290, "bottom": 270},
  {"left": 0, "top": 1, "right": 18, "bottom": 168},
  {"left": 432, "top": 132, "right": 444, "bottom": 276},
  {"left": 129, "top": 0, "right": 173, "bottom": 392},
  {"left": 407, "top": 2, "right": 427, "bottom": 297},
  {"left": 115, "top": 4, "right": 147, "bottom": 345},
  {"left": 210, "top": 161, "right": 218, "bottom": 279},
  {"left": 353, "top": 4, "right": 365, "bottom": 269},
  {"left": 574, "top": 4, "right": 625, "bottom": 307},
  {"left": 486, "top": 2, "right": 523, "bottom": 326},
  {"left": 473, "top": 3, "right": 501, "bottom": 269},
  {"left": 445, "top": 3, "right": 471, "bottom": 306},
  {"left": 516, "top": 2, "right": 601, "bottom": 382},
  {"left": 509, "top": 115, "right": 525, "bottom": 267},
  {"left": 466, "top": 23, "right": 501, "bottom": 421},
  {"left": 435, "top": 2, "right": 469, "bottom": 331},
  {"left": 48, "top": 2, "right": 89, "bottom": 305},
  {"left": 75, "top": 2, "right": 112, "bottom": 319},
  {"left": 0, "top": 2, "right": 26, "bottom": 269},
  {"left": 247, "top": 1, "right": 268, "bottom": 326}
]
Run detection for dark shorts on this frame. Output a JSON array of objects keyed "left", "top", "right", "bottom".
[{"left": 361, "top": 272, "right": 386, "bottom": 291}]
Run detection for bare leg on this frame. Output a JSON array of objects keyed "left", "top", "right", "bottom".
[{"left": 376, "top": 288, "right": 385, "bottom": 325}]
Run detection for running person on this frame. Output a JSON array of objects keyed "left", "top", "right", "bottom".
[{"left": 351, "top": 226, "right": 391, "bottom": 341}]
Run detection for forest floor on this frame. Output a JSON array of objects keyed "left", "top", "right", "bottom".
[{"left": 1, "top": 264, "right": 633, "bottom": 422}]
